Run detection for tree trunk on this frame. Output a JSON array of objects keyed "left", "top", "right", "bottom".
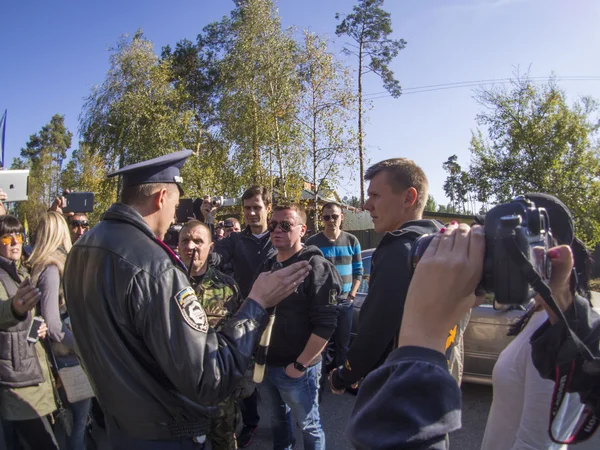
[
  {"left": 358, "top": 42, "right": 365, "bottom": 206},
  {"left": 274, "top": 117, "right": 286, "bottom": 198},
  {"left": 312, "top": 112, "right": 319, "bottom": 233}
]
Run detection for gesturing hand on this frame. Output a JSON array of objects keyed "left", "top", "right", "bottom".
[
  {"left": 249, "top": 261, "right": 311, "bottom": 309},
  {"left": 12, "top": 279, "right": 41, "bottom": 316}
]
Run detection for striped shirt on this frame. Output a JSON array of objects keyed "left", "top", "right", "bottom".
[{"left": 306, "top": 231, "right": 363, "bottom": 297}]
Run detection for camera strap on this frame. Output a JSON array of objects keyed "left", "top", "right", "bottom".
[{"left": 504, "top": 235, "right": 600, "bottom": 443}]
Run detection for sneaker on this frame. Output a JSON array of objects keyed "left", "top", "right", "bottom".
[{"left": 237, "top": 425, "right": 258, "bottom": 448}]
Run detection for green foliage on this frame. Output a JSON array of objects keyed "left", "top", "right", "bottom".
[
  {"left": 216, "top": 0, "right": 303, "bottom": 192},
  {"left": 11, "top": 115, "right": 72, "bottom": 231},
  {"left": 468, "top": 75, "right": 600, "bottom": 246},
  {"left": 442, "top": 155, "right": 476, "bottom": 214},
  {"left": 335, "top": 0, "right": 406, "bottom": 205},
  {"left": 61, "top": 143, "right": 115, "bottom": 224},
  {"left": 79, "top": 30, "right": 195, "bottom": 175},
  {"left": 296, "top": 31, "right": 356, "bottom": 231},
  {"left": 425, "top": 194, "right": 437, "bottom": 212}
]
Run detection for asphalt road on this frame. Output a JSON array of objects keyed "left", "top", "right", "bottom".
[{"left": 248, "top": 383, "right": 600, "bottom": 450}]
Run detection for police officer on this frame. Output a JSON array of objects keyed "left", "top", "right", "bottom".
[
  {"left": 63, "top": 151, "right": 310, "bottom": 449},
  {"left": 178, "top": 219, "right": 244, "bottom": 450}
]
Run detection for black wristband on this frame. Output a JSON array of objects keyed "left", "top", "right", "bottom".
[{"left": 293, "top": 361, "right": 307, "bottom": 372}]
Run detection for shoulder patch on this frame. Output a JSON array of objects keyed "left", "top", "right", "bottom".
[
  {"left": 174, "top": 287, "right": 209, "bottom": 333},
  {"left": 329, "top": 289, "right": 338, "bottom": 305}
]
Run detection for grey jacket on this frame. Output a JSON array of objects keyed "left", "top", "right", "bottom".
[{"left": 64, "top": 203, "right": 269, "bottom": 441}]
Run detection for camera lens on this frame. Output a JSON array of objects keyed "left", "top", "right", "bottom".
[{"left": 408, "top": 234, "right": 436, "bottom": 274}]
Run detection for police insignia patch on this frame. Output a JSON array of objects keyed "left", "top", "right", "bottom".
[
  {"left": 174, "top": 287, "right": 209, "bottom": 333},
  {"left": 329, "top": 289, "right": 337, "bottom": 305}
]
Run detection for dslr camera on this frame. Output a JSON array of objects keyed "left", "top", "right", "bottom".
[{"left": 410, "top": 196, "right": 554, "bottom": 304}]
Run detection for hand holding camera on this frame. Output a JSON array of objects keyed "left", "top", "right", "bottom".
[
  {"left": 399, "top": 223, "right": 485, "bottom": 353},
  {"left": 200, "top": 196, "right": 217, "bottom": 224}
]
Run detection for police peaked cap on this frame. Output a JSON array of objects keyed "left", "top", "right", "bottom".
[
  {"left": 108, "top": 150, "right": 193, "bottom": 194},
  {"left": 523, "top": 193, "right": 574, "bottom": 246}
]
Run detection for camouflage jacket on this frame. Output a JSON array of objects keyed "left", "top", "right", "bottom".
[{"left": 191, "top": 266, "right": 243, "bottom": 331}]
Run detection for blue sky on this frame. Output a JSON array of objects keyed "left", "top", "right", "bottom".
[{"left": 1, "top": 0, "right": 599, "bottom": 204}]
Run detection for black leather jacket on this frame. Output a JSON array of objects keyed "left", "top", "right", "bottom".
[{"left": 63, "top": 203, "right": 269, "bottom": 440}]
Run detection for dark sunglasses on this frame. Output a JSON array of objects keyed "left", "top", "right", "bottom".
[
  {"left": 268, "top": 220, "right": 298, "bottom": 233},
  {"left": 70, "top": 220, "right": 89, "bottom": 229},
  {"left": 0, "top": 233, "right": 24, "bottom": 245},
  {"left": 323, "top": 214, "right": 340, "bottom": 222}
]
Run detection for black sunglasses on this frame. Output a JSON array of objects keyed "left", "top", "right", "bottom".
[
  {"left": 323, "top": 214, "right": 340, "bottom": 222},
  {"left": 268, "top": 220, "right": 298, "bottom": 233},
  {"left": 70, "top": 220, "right": 89, "bottom": 229}
]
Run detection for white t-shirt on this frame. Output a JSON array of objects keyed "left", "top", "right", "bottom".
[{"left": 481, "top": 310, "right": 582, "bottom": 450}]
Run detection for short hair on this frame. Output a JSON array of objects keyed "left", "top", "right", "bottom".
[
  {"left": 225, "top": 217, "right": 241, "bottom": 228},
  {"left": 272, "top": 202, "right": 307, "bottom": 225},
  {"left": 0, "top": 215, "right": 24, "bottom": 236},
  {"left": 179, "top": 219, "right": 212, "bottom": 244},
  {"left": 242, "top": 185, "right": 272, "bottom": 206},
  {"left": 321, "top": 202, "right": 342, "bottom": 213},
  {"left": 365, "top": 158, "right": 429, "bottom": 213},
  {"left": 120, "top": 183, "right": 178, "bottom": 206}
]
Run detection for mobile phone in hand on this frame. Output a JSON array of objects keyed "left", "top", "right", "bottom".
[{"left": 27, "top": 317, "right": 44, "bottom": 343}]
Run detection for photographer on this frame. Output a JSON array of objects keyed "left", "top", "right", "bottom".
[
  {"left": 481, "top": 194, "right": 591, "bottom": 450},
  {"left": 348, "top": 223, "right": 600, "bottom": 449}
]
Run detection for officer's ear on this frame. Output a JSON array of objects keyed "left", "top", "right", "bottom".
[{"left": 153, "top": 188, "right": 169, "bottom": 210}]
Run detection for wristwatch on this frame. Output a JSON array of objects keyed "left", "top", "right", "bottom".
[
  {"left": 347, "top": 294, "right": 355, "bottom": 301},
  {"left": 293, "top": 361, "right": 307, "bottom": 372}
]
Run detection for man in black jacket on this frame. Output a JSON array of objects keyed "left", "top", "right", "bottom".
[
  {"left": 259, "top": 203, "right": 340, "bottom": 450},
  {"left": 202, "top": 185, "right": 275, "bottom": 447},
  {"left": 329, "top": 158, "right": 442, "bottom": 393},
  {"left": 63, "top": 152, "right": 310, "bottom": 449}
]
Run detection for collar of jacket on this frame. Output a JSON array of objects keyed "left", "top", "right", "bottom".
[
  {"left": 0, "top": 256, "right": 23, "bottom": 283},
  {"left": 102, "top": 203, "right": 187, "bottom": 271},
  {"left": 242, "top": 225, "right": 271, "bottom": 241},
  {"left": 102, "top": 202, "right": 158, "bottom": 241},
  {"left": 379, "top": 219, "right": 443, "bottom": 247}
]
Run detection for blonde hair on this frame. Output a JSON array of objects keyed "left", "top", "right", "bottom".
[{"left": 28, "top": 211, "right": 73, "bottom": 271}]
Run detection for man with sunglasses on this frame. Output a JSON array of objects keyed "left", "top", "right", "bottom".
[
  {"left": 306, "top": 203, "right": 363, "bottom": 372},
  {"left": 258, "top": 203, "right": 341, "bottom": 450},
  {"left": 48, "top": 192, "right": 91, "bottom": 243},
  {"left": 67, "top": 214, "right": 90, "bottom": 243}
]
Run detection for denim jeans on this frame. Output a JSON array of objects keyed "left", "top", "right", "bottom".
[
  {"left": 334, "top": 302, "right": 354, "bottom": 368},
  {"left": 261, "top": 363, "right": 325, "bottom": 450},
  {"left": 68, "top": 398, "right": 92, "bottom": 450}
]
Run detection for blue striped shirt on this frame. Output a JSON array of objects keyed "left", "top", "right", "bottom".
[{"left": 306, "top": 231, "right": 363, "bottom": 296}]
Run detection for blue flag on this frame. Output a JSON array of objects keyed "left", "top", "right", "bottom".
[{"left": 0, "top": 110, "right": 6, "bottom": 169}]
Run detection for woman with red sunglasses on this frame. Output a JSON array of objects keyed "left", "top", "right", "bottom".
[{"left": 0, "top": 215, "right": 58, "bottom": 449}]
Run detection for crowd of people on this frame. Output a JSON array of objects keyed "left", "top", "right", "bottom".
[{"left": 0, "top": 150, "right": 598, "bottom": 450}]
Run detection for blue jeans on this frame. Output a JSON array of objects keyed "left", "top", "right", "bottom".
[
  {"left": 261, "top": 363, "right": 325, "bottom": 450},
  {"left": 68, "top": 398, "right": 91, "bottom": 450},
  {"left": 334, "top": 302, "right": 354, "bottom": 367}
]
